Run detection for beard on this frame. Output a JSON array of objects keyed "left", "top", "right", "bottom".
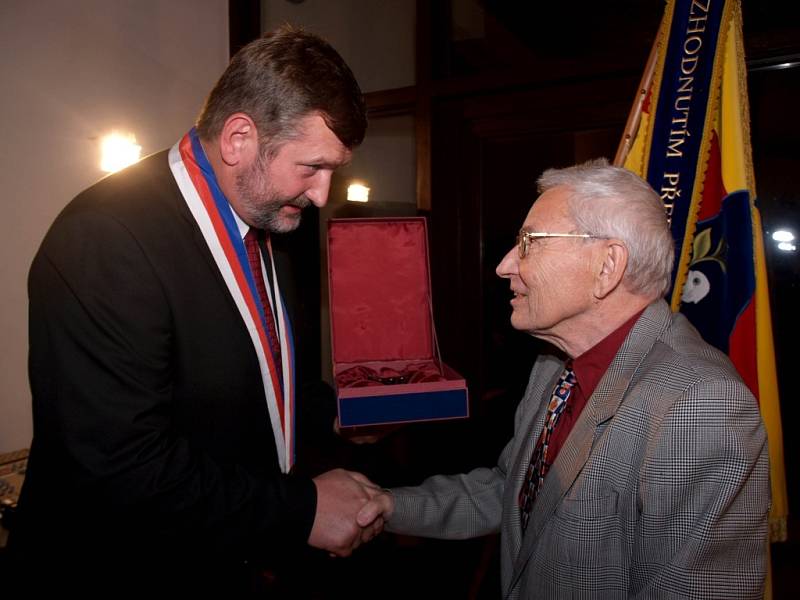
[{"left": 235, "top": 152, "right": 310, "bottom": 233}]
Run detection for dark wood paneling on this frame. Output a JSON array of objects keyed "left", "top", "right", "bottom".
[
  {"left": 228, "top": 0, "right": 261, "bottom": 57},
  {"left": 429, "top": 75, "right": 637, "bottom": 444}
]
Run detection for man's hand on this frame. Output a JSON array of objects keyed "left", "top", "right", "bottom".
[
  {"left": 308, "top": 469, "right": 384, "bottom": 557},
  {"left": 357, "top": 488, "right": 394, "bottom": 530}
]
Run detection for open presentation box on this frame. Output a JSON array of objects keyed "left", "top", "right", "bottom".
[{"left": 327, "top": 217, "right": 468, "bottom": 427}]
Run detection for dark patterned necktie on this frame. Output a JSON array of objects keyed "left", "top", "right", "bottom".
[
  {"left": 518, "top": 362, "right": 576, "bottom": 532},
  {"left": 244, "top": 227, "right": 283, "bottom": 391}
]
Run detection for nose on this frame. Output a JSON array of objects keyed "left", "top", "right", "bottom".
[
  {"left": 496, "top": 247, "right": 519, "bottom": 279},
  {"left": 306, "top": 170, "right": 333, "bottom": 208}
]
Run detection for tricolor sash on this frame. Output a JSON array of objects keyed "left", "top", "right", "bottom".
[{"left": 168, "top": 128, "right": 295, "bottom": 473}]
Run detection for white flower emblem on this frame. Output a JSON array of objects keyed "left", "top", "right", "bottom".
[{"left": 681, "top": 270, "right": 710, "bottom": 304}]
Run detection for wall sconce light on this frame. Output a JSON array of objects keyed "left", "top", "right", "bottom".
[
  {"left": 772, "top": 229, "right": 796, "bottom": 252},
  {"left": 100, "top": 131, "right": 142, "bottom": 173},
  {"left": 347, "top": 182, "right": 370, "bottom": 202}
]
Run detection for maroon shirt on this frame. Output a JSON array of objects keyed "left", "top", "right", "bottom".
[{"left": 544, "top": 309, "right": 645, "bottom": 465}]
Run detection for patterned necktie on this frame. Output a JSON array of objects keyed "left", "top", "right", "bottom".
[
  {"left": 518, "top": 362, "right": 576, "bottom": 532},
  {"left": 244, "top": 227, "right": 283, "bottom": 391}
]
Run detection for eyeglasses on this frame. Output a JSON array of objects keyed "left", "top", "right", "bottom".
[{"left": 516, "top": 230, "right": 604, "bottom": 259}]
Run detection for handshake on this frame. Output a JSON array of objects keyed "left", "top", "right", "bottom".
[{"left": 307, "top": 469, "right": 395, "bottom": 557}]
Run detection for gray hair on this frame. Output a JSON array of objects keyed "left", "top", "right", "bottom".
[{"left": 537, "top": 158, "right": 674, "bottom": 299}]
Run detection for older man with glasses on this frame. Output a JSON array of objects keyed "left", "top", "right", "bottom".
[{"left": 359, "top": 158, "right": 770, "bottom": 599}]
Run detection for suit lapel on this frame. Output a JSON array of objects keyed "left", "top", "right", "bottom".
[{"left": 506, "top": 301, "right": 673, "bottom": 594}]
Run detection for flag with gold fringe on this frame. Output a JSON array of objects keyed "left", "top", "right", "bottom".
[{"left": 616, "top": 0, "right": 787, "bottom": 548}]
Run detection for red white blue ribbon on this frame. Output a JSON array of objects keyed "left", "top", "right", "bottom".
[{"left": 168, "top": 128, "right": 295, "bottom": 472}]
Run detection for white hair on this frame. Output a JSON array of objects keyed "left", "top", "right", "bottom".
[{"left": 537, "top": 158, "right": 674, "bottom": 299}]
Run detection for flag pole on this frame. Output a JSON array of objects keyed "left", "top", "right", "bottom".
[{"left": 614, "top": 24, "right": 661, "bottom": 166}]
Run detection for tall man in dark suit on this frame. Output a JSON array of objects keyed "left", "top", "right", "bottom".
[
  {"left": 359, "top": 159, "right": 770, "bottom": 599},
  {"left": 12, "top": 26, "right": 383, "bottom": 596}
]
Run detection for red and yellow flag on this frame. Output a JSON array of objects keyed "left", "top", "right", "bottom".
[{"left": 618, "top": 0, "right": 787, "bottom": 544}]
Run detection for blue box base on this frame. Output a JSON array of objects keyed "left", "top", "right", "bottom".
[{"left": 339, "top": 389, "right": 468, "bottom": 427}]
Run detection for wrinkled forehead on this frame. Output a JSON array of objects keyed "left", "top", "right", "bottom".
[{"left": 523, "top": 186, "right": 575, "bottom": 231}]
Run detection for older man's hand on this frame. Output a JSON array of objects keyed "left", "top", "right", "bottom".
[{"left": 356, "top": 488, "right": 394, "bottom": 530}]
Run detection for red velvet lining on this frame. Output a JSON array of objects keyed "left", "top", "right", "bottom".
[
  {"left": 335, "top": 361, "right": 444, "bottom": 388},
  {"left": 328, "top": 218, "right": 434, "bottom": 364}
]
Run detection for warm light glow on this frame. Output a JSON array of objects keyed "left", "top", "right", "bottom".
[
  {"left": 347, "top": 183, "right": 370, "bottom": 202},
  {"left": 100, "top": 132, "right": 142, "bottom": 173},
  {"left": 772, "top": 229, "right": 795, "bottom": 243}
]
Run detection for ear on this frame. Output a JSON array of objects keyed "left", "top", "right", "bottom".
[
  {"left": 594, "top": 240, "right": 628, "bottom": 299},
  {"left": 218, "top": 113, "right": 258, "bottom": 167}
]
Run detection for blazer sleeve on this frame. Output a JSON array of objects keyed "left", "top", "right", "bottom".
[
  {"left": 632, "top": 377, "right": 770, "bottom": 598},
  {"left": 385, "top": 392, "right": 531, "bottom": 540},
  {"left": 385, "top": 355, "right": 553, "bottom": 541},
  {"left": 28, "top": 207, "right": 316, "bottom": 556},
  {"left": 386, "top": 463, "right": 506, "bottom": 540}
]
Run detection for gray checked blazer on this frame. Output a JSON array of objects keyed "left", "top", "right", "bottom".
[{"left": 387, "top": 300, "right": 770, "bottom": 599}]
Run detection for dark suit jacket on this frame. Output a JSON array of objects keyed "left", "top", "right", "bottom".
[
  {"left": 12, "top": 150, "right": 319, "bottom": 595},
  {"left": 388, "top": 300, "right": 770, "bottom": 599}
]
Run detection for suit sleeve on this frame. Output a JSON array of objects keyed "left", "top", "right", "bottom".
[
  {"left": 385, "top": 357, "right": 554, "bottom": 540},
  {"left": 386, "top": 462, "right": 506, "bottom": 540},
  {"left": 28, "top": 208, "right": 316, "bottom": 556},
  {"left": 633, "top": 377, "right": 770, "bottom": 598},
  {"left": 385, "top": 387, "right": 535, "bottom": 540}
]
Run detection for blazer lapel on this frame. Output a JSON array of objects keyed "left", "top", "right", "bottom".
[{"left": 506, "top": 301, "right": 673, "bottom": 595}]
